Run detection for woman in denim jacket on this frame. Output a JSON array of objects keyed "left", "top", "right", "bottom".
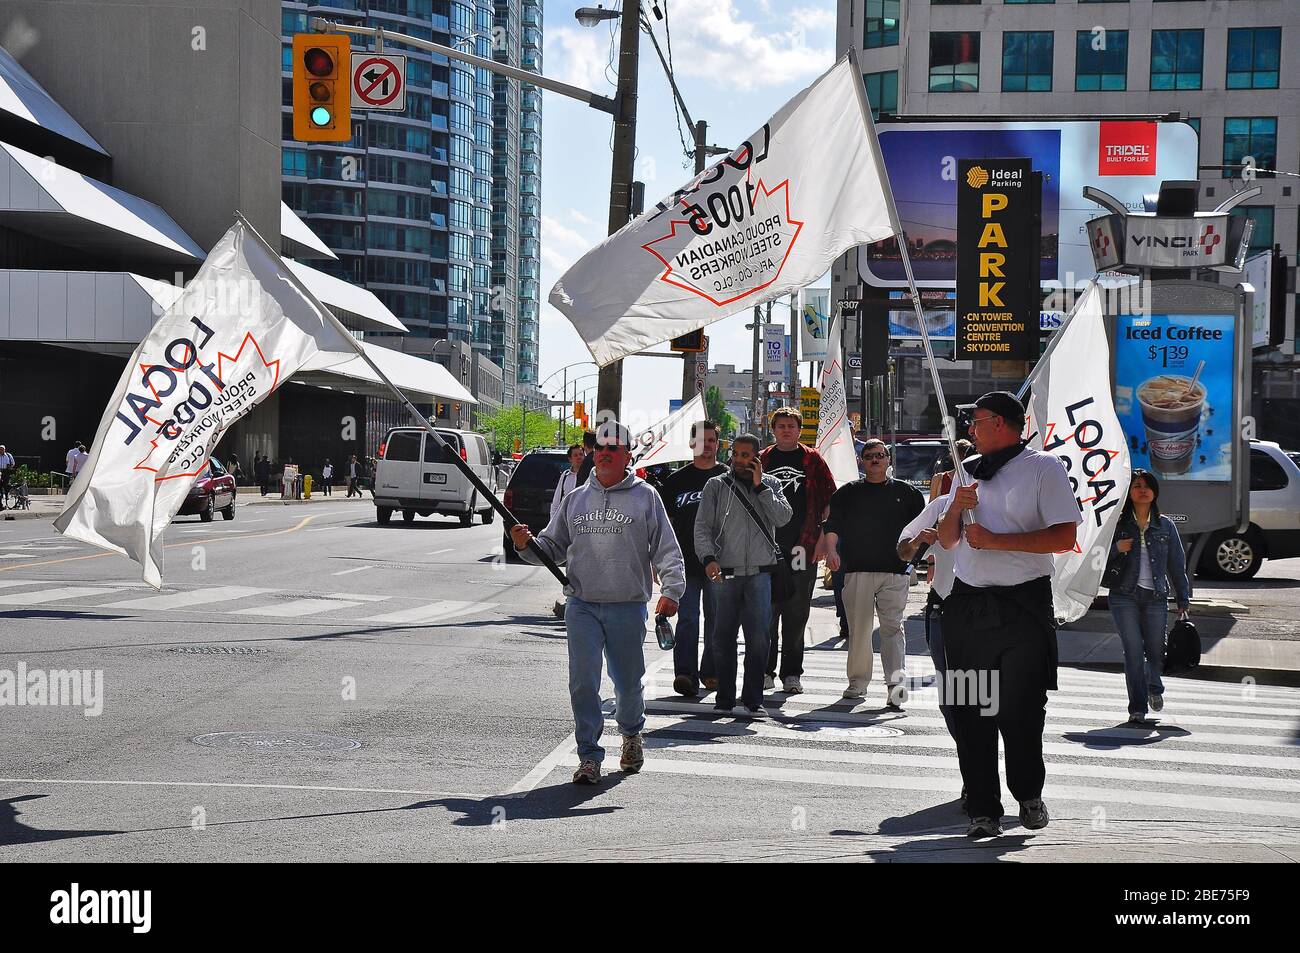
[{"left": 1108, "top": 469, "right": 1192, "bottom": 723}]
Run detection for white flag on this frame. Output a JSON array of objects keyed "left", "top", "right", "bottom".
[
  {"left": 1027, "top": 283, "right": 1132, "bottom": 622},
  {"left": 631, "top": 394, "right": 706, "bottom": 467},
  {"left": 55, "top": 220, "right": 356, "bottom": 588},
  {"left": 551, "top": 53, "right": 897, "bottom": 366},
  {"left": 815, "top": 310, "right": 859, "bottom": 487}
]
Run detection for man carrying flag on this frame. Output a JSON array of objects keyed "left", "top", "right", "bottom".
[{"left": 56, "top": 219, "right": 359, "bottom": 587}]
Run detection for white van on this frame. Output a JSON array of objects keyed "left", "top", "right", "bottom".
[{"left": 373, "top": 427, "right": 496, "bottom": 526}]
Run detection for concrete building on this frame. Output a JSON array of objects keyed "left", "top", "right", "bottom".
[
  {"left": 705, "top": 363, "right": 758, "bottom": 434},
  {"left": 836, "top": 0, "right": 1300, "bottom": 442},
  {"left": 0, "top": 1, "right": 472, "bottom": 478}
]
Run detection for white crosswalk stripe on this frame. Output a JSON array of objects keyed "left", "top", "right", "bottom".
[
  {"left": 523, "top": 647, "right": 1300, "bottom": 828},
  {"left": 0, "top": 585, "right": 125, "bottom": 606},
  {"left": 230, "top": 598, "right": 368, "bottom": 617},
  {"left": 104, "top": 586, "right": 272, "bottom": 611},
  {"left": 370, "top": 601, "right": 497, "bottom": 624}
]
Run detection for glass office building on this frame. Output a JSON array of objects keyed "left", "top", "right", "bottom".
[{"left": 281, "top": 1, "right": 540, "bottom": 400}]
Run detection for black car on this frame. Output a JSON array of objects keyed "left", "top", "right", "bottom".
[{"left": 501, "top": 449, "right": 572, "bottom": 561}]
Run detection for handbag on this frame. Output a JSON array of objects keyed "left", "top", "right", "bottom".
[
  {"left": 1163, "top": 618, "right": 1201, "bottom": 674},
  {"left": 1101, "top": 549, "right": 1130, "bottom": 589}
]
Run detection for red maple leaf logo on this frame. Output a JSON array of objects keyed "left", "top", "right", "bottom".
[
  {"left": 133, "top": 331, "right": 281, "bottom": 480},
  {"left": 641, "top": 176, "right": 804, "bottom": 308}
]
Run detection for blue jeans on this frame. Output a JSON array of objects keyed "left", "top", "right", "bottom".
[
  {"left": 566, "top": 598, "right": 648, "bottom": 764},
  {"left": 1109, "top": 588, "right": 1167, "bottom": 717},
  {"left": 712, "top": 573, "right": 772, "bottom": 709},
  {"left": 924, "top": 595, "right": 958, "bottom": 741},
  {"left": 673, "top": 576, "right": 716, "bottom": 683}
]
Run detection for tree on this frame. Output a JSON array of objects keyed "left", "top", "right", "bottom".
[
  {"left": 705, "top": 385, "right": 738, "bottom": 438},
  {"left": 476, "top": 405, "right": 583, "bottom": 454}
]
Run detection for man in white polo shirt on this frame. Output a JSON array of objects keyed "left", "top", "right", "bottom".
[{"left": 938, "top": 392, "right": 1081, "bottom": 840}]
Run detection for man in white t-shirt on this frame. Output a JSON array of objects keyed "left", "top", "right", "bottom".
[
  {"left": 68, "top": 443, "right": 89, "bottom": 479},
  {"left": 937, "top": 392, "right": 1082, "bottom": 840}
]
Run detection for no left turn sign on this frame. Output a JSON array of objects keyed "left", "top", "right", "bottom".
[{"left": 351, "top": 53, "right": 406, "bottom": 111}]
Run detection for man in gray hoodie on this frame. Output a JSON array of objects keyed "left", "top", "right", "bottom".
[
  {"left": 694, "top": 434, "right": 793, "bottom": 717},
  {"left": 511, "top": 421, "right": 686, "bottom": 785}
]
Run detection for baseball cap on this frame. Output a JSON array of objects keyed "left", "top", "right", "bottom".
[
  {"left": 974, "top": 391, "right": 1026, "bottom": 427},
  {"left": 594, "top": 420, "right": 633, "bottom": 452}
]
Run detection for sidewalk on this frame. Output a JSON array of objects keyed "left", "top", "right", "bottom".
[{"left": 1, "top": 489, "right": 371, "bottom": 521}]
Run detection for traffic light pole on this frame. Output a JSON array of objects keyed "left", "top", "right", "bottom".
[{"left": 594, "top": 0, "right": 642, "bottom": 422}]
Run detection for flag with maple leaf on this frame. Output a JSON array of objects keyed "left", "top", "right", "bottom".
[{"left": 55, "top": 219, "right": 355, "bottom": 587}]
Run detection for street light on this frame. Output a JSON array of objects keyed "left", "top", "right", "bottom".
[{"left": 574, "top": 5, "right": 621, "bottom": 26}]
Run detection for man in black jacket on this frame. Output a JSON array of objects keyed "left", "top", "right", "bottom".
[
  {"left": 823, "top": 439, "right": 925, "bottom": 709},
  {"left": 659, "top": 421, "right": 726, "bottom": 697}
]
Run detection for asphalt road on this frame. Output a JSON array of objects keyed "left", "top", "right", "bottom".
[{"left": 1, "top": 497, "right": 1298, "bottom": 862}]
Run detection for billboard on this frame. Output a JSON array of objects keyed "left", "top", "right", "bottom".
[
  {"left": 1114, "top": 312, "right": 1235, "bottom": 481},
  {"left": 955, "top": 158, "right": 1037, "bottom": 359},
  {"left": 861, "top": 120, "right": 1199, "bottom": 288},
  {"left": 799, "top": 287, "right": 830, "bottom": 361},
  {"left": 764, "top": 324, "right": 786, "bottom": 380}
]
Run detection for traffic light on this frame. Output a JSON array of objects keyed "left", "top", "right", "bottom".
[
  {"left": 670, "top": 329, "right": 707, "bottom": 353},
  {"left": 435, "top": 402, "right": 447, "bottom": 418},
  {"left": 292, "top": 34, "right": 351, "bottom": 142}
]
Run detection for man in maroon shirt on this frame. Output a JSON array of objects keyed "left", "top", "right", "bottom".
[{"left": 759, "top": 407, "right": 837, "bottom": 695}]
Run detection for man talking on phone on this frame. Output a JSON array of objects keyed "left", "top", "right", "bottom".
[
  {"left": 512, "top": 420, "right": 685, "bottom": 786},
  {"left": 694, "top": 434, "right": 792, "bottom": 718}
]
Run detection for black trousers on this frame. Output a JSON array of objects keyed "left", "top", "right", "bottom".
[
  {"left": 941, "top": 578, "right": 1053, "bottom": 820},
  {"left": 766, "top": 566, "right": 818, "bottom": 679}
]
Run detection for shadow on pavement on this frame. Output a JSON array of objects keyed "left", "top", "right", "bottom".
[
  {"left": 0, "top": 794, "right": 126, "bottom": 846},
  {"left": 428, "top": 777, "right": 628, "bottom": 827},
  {"left": 1063, "top": 722, "right": 1192, "bottom": 749},
  {"left": 0, "top": 610, "right": 135, "bottom": 623}
]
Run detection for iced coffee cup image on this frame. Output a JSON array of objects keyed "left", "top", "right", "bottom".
[{"left": 1136, "top": 373, "right": 1207, "bottom": 476}]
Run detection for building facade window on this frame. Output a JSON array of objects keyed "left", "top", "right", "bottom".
[
  {"left": 1230, "top": 206, "right": 1273, "bottom": 256},
  {"left": 930, "top": 33, "right": 980, "bottom": 92},
  {"left": 1226, "top": 28, "right": 1280, "bottom": 90},
  {"left": 862, "top": 71, "right": 898, "bottom": 120},
  {"left": 1002, "top": 32, "right": 1053, "bottom": 92},
  {"left": 863, "top": 1, "right": 899, "bottom": 50},
  {"left": 1151, "top": 30, "right": 1203, "bottom": 90},
  {"left": 1222, "top": 117, "right": 1277, "bottom": 179},
  {"left": 1075, "top": 29, "right": 1128, "bottom": 91}
]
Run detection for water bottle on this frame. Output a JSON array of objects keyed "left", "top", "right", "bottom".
[{"left": 654, "top": 613, "right": 676, "bottom": 651}]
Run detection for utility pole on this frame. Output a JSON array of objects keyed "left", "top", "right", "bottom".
[
  {"left": 594, "top": 0, "right": 641, "bottom": 421},
  {"left": 750, "top": 304, "right": 761, "bottom": 437},
  {"left": 681, "top": 119, "right": 709, "bottom": 404}
]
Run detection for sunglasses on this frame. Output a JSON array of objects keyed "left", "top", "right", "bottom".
[{"left": 862, "top": 452, "right": 889, "bottom": 461}]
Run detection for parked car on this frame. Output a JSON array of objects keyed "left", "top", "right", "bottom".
[
  {"left": 500, "top": 449, "right": 571, "bottom": 560},
  {"left": 177, "top": 458, "right": 236, "bottom": 522},
  {"left": 891, "top": 439, "right": 949, "bottom": 493},
  {"left": 1196, "top": 440, "right": 1300, "bottom": 580},
  {"left": 373, "top": 427, "right": 496, "bottom": 526}
]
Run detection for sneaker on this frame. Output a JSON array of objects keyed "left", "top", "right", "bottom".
[
  {"left": 552, "top": 600, "right": 566, "bottom": 619},
  {"left": 712, "top": 703, "right": 734, "bottom": 716},
  {"left": 1127, "top": 712, "right": 1149, "bottom": 725},
  {"left": 1019, "top": 798, "right": 1049, "bottom": 830},
  {"left": 673, "top": 675, "right": 699, "bottom": 698},
  {"left": 782, "top": 676, "right": 804, "bottom": 695},
  {"left": 763, "top": 674, "right": 775, "bottom": 691},
  {"left": 842, "top": 686, "right": 866, "bottom": 700},
  {"left": 886, "top": 683, "right": 908, "bottom": 710},
  {"left": 701, "top": 677, "right": 718, "bottom": 692},
  {"left": 743, "top": 706, "right": 767, "bottom": 720},
  {"left": 966, "top": 816, "right": 1003, "bottom": 839},
  {"left": 572, "top": 760, "right": 601, "bottom": 785},
  {"left": 1149, "top": 692, "right": 1164, "bottom": 713},
  {"left": 838, "top": 622, "right": 850, "bottom": 643},
  {"left": 620, "top": 734, "right": 645, "bottom": 773}
]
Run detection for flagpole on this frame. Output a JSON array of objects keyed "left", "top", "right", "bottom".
[
  {"left": 235, "top": 212, "right": 569, "bottom": 586},
  {"left": 1014, "top": 279, "right": 1099, "bottom": 402},
  {"left": 849, "top": 50, "right": 968, "bottom": 488}
]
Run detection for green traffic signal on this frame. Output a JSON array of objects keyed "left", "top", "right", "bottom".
[{"left": 310, "top": 106, "right": 332, "bottom": 126}]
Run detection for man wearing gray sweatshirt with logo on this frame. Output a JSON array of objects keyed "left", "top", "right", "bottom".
[
  {"left": 511, "top": 421, "right": 686, "bottom": 785},
  {"left": 694, "top": 434, "right": 793, "bottom": 717}
]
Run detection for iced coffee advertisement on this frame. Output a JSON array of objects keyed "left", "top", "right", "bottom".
[{"left": 1114, "top": 312, "right": 1235, "bottom": 481}]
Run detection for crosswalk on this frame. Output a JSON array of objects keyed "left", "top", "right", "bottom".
[
  {"left": 0, "top": 577, "right": 497, "bottom": 624},
  {"left": 531, "top": 646, "right": 1300, "bottom": 829}
]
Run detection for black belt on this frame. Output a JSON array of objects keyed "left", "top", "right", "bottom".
[{"left": 720, "top": 564, "right": 777, "bottom": 575}]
